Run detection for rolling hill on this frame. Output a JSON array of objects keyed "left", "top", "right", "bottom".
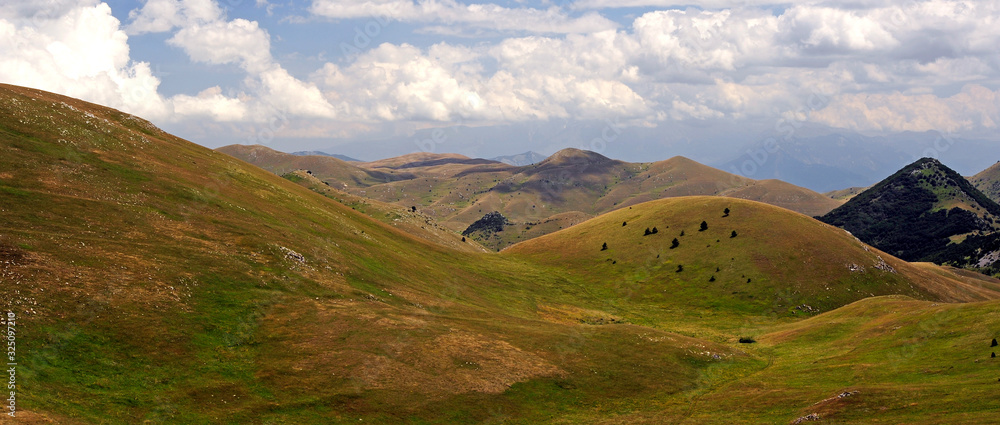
[
  {"left": 5, "top": 83, "right": 1000, "bottom": 424},
  {"left": 218, "top": 145, "right": 843, "bottom": 250},
  {"left": 820, "top": 158, "right": 1000, "bottom": 271}
]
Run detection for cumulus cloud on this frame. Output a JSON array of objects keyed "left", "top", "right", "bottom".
[
  {"left": 309, "top": 0, "right": 618, "bottom": 34},
  {"left": 812, "top": 84, "right": 1000, "bottom": 133},
  {"left": 0, "top": 1, "right": 169, "bottom": 120}
]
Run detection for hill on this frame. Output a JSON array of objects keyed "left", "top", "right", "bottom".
[
  {"left": 219, "top": 145, "right": 842, "bottom": 250},
  {"left": 505, "top": 196, "right": 1000, "bottom": 314},
  {"left": 490, "top": 151, "right": 546, "bottom": 166},
  {"left": 970, "top": 160, "right": 1000, "bottom": 203},
  {"left": 820, "top": 158, "right": 1000, "bottom": 269}
]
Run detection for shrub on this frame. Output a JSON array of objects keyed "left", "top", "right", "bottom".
[
  {"left": 992, "top": 338, "right": 998, "bottom": 347},
  {"left": 461, "top": 237, "right": 466, "bottom": 242},
  {"left": 601, "top": 242, "right": 608, "bottom": 251},
  {"left": 738, "top": 337, "right": 756, "bottom": 344},
  {"left": 670, "top": 238, "right": 680, "bottom": 249},
  {"left": 723, "top": 207, "right": 730, "bottom": 217},
  {"left": 700, "top": 221, "right": 708, "bottom": 231},
  {"left": 622, "top": 221, "right": 627, "bottom": 226},
  {"left": 644, "top": 228, "right": 652, "bottom": 236},
  {"left": 709, "top": 276, "right": 716, "bottom": 282},
  {"left": 731, "top": 230, "right": 738, "bottom": 238},
  {"left": 652, "top": 227, "right": 658, "bottom": 234},
  {"left": 680, "top": 230, "right": 685, "bottom": 236},
  {"left": 676, "top": 265, "right": 683, "bottom": 272}
]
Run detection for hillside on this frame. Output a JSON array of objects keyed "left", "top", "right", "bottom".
[
  {"left": 219, "top": 145, "right": 842, "bottom": 250},
  {"left": 506, "top": 196, "right": 1000, "bottom": 314},
  {"left": 820, "top": 158, "right": 1000, "bottom": 270},
  {"left": 970, "top": 160, "right": 1000, "bottom": 203},
  {"left": 5, "top": 84, "right": 1000, "bottom": 424}
]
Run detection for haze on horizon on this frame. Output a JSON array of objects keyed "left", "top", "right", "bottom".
[{"left": 2, "top": 0, "right": 999, "bottom": 166}]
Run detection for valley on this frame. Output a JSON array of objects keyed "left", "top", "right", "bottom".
[{"left": 2, "top": 84, "right": 1000, "bottom": 424}]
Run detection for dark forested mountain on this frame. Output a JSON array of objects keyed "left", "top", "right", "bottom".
[{"left": 820, "top": 158, "right": 1000, "bottom": 270}]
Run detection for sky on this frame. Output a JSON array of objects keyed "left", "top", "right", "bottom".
[{"left": 1, "top": 0, "right": 999, "bottom": 162}]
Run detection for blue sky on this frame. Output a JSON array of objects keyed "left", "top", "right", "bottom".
[{"left": 2, "top": 0, "right": 999, "bottom": 161}]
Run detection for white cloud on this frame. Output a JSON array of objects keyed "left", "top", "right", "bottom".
[
  {"left": 172, "top": 86, "right": 247, "bottom": 121},
  {"left": 812, "top": 84, "right": 1000, "bottom": 133},
  {"left": 309, "top": 0, "right": 618, "bottom": 34},
  {"left": 168, "top": 19, "right": 273, "bottom": 73},
  {"left": 126, "top": 0, "right": 222, "bottom": 34},
  {"left": 0, "top": 1, "right": 169, "bottom": 120}
]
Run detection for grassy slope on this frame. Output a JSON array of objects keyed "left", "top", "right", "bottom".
[
  {"left": 3, "top": 84, "right": 999, "bottom": 424},
  {"left": 970, "top": 160, "right": 1000, "bottom": 204}
]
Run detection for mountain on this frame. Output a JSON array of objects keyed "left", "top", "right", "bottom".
[
  {"left": 824, "top": 186, "right": 868, "bottom": 201},
  {"left": 220, "top": 145, "right": 842, "bottom": 250},
  {"left": 819, "top": 158, "right": 1000, "bottom": 267},
  {"left": 970, "top": 160, "right": 1000, "bottom": 203},
  {"left": 4, "top": 84, "right": 1000, "bottom": 424},
  {"left": 291, "top": 150, "right": 361, "bottom": 162},
  {"left": 490, "top": 151, "right": 547, "bottom": 166}
]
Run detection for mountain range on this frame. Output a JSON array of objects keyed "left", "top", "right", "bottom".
[
  {"left": 218, "top": 144, "right": 843, "bottom": 250},
  {"left": 4, "top": 84, "right": 1000, "bottom": 424}
]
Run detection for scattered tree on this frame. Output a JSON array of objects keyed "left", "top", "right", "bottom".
[
  {"left": 747, "top": 278, "right": 752, "bottom": 283},
  {"left": 670, "top": 238, "right": 680, "bottom": 249},
  {"left": 731, "top": 230, "right": 738, "bottom": 238},
  {"left": 652, "top": 227, "right": 658, "bottom": 234},
  {"left": 461, "top": 237, "right": 466, "bottom": 242},
  {"left": 680, "top": 230, "right": 685, "bottom": 236},
  {"left": 700, "top": 221, "right": 708, "bottom": 231},
  {"left": 709, "top": 275, "right": 716, "bottom": 282},
  {"left": 601, "top": 242, "right": 608, "bottom": 251},
  {"left": 644, "top": 228, "right": 652, "bottom": 236},
  {"left": 622, "top": 221, "right": 627, "bottom": 226},
  {"left": 738, "top": 336, "right": 756, "bottom": 344},
  {"left": 411, "top": 206, "right": 417, "bottom": 212},
  {"left": 716, "top": 267, "right": 720, "bottom": 272},
  {"left": 723, "top": 207, "right": 730, "bottom": 217},
  {"left": 992, "top": 338, "right": 998, "bottom": 347},
  {"left": 993, "top": 352, "right": 997, "bottom": 358},
  {"left": 676, "top": 265, "right": 683, "bottom": 272}
]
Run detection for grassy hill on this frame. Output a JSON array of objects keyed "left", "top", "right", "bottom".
[
  {"left": 4, "top": 84, "right": 1000, "bottom": 424},
  {"left": 218, "top": 145, "right": 843, "bottom": 250}
]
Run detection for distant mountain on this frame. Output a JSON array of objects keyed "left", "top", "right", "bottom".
[
  {"left": 970, "top": 161, "right": 1000, "bottom": 203},
  {"left": 819, "top": 158, "right": 1000, "bottom": 268},
  {"left": 490, "top": 151, "right": 547, "bottom": 166},
  {"left": 291, "top": 150, "right": 361, "bottom": 162},
  {"left": 220, "top": 145, "right": 841, "bottom": 250}
]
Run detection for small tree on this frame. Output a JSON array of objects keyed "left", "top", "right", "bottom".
[
  {"left": 670, "top": 238, "right": 679, "bottom": 249},
  {"left": 709, "top": 276, "right": 716, "bottom": 282},
  {"left": 699, "top": 221, "right": 708, "bottom": 231},
  {"left": 731, "top": 230, "right": 738, "bottom": 238},
  {"left": 644, "top": 228, "right": 652, "bottom": 236},
  {"left": 676, "top": 265, "right": 683, "bottom": 272},
  {"left": 461, "top": 237, "right": 466, "bottom": 242},
  {"left": 680, "top": 230, "right": 685, "bottom": 236},
  {"left": 411, "top": 206, "right": 417, "bottom": 212},
  {"left": 992, "top": 338, "right": 998, "bottom": 347},
  {"left": 651, "top": 227, "right": 658, "bottom": 234},
  {"left": 723, "top": 207, "right": 730, "bottom": 217},
  {"left": 601, "top": 242, "right": 608, "bottom": 251}
]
